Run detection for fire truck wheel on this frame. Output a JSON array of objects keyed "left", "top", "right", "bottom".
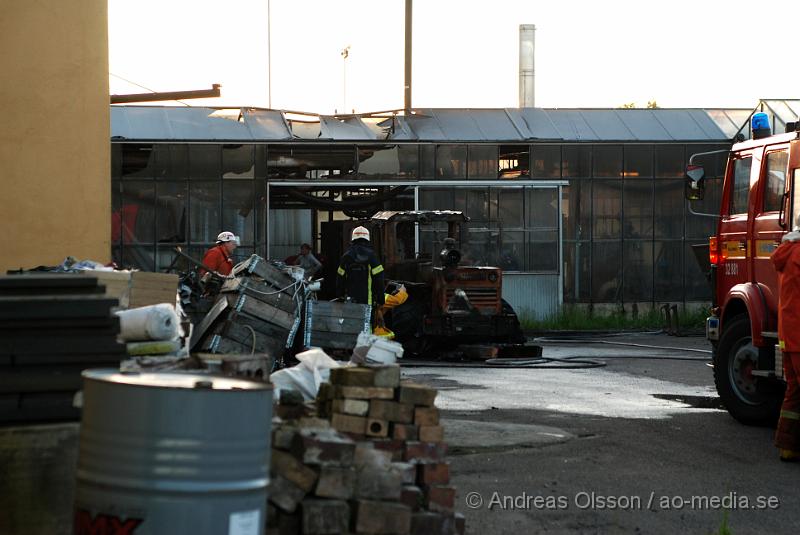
[{"left": 714, "top": 315, "right": 782, "bottom": 426}]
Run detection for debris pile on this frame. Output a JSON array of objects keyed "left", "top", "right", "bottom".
[
  {"left": 192, "top": 255, "right": 303, "bottom": 365},
  {"left": 0, "top": 275, "right": 127, "bottom": 423},
  {"left": 267, "top": 365, "right": 464, "bottom": 535}
]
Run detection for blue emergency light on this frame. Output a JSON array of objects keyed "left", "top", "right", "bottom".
[{"left": 752, "top": 112, "right": 771, "bottom": 139}]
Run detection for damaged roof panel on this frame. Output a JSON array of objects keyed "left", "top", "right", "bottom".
[
  {"left": 319, "top": 116, "right": 379, "bottom": 140},
  {"left": 111, "top": 105, "right": 747, "bottom": 143},
  {"left": 404, "top": 111, "right": 449, "bottom": 140},
  {"left": 112, "top": 106, "right": 276, "bottom": 140},
  {"left": 507, "top": 108, "right": 557, "bottom": 140},
  {"left": 242, "top": 109, "right": 292, "bottom": 139}
]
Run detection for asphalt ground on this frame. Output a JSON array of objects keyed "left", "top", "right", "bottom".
[{"left": 402, "top": 333, "right": 798, "bottom": 535}]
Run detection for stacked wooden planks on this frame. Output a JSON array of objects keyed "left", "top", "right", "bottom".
[
  {"left": 79, "top": 270, "right": 179, "bottom": 309},
  {"left": 0, "top": 275, "right": 127, "bottom": 424}
]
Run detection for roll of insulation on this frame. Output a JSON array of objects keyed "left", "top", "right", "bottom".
[{"left": 116, "top": 303, "right": 179, "bottom": 341}]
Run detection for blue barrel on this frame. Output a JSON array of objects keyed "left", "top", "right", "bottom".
[{"left": 74, "top": 370, "right": 272, "bottom": 535}]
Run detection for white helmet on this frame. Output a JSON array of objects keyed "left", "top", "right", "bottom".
[
  {"left": 351, "top": 226, "right": 370, "bottom": 242},
  {"left": 216, "top": 231, "right": 240, "bottom": 245}
]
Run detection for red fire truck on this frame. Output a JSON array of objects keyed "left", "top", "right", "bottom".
[{"left": 686, "top": 113, "right": 800, "bottom": 425}]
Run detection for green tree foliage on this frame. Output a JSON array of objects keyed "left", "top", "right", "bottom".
[{"left": 618, "top": 100, "right": 659, "bottom": 109}]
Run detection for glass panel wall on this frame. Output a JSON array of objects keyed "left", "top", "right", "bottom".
[
  {"left": 419, "top": 186, "right": 560, "bottom": 273},
  {"left": 556, "top": 142, "right": 729, "bottom": 303},
  {"left": 562, "top": 145, "right": 591, "bottom": 178},
  {"left": 357, "top": 145, "right": 419, "bottom": 179},
  {"left": 434, "top": 145, "right": 467, "bottom": 179},
  {"left": 593, "top": 145, "right": 623, "bottom": 178},
  {"left": 112, "top": 143, "right": 260, "bottom": 270},
  {"left": 111, "top": 140, "right": 729, "bottom": 304},
  {"left": 467, "top": 145, "right": 497, "bottom": 179},
  {"left": 532, "top": 145, "right": 561, "bottom": 178}
]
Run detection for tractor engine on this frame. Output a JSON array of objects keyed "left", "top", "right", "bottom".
[{"left": 432, "top": 265, "right": 503, "bottom": 316}]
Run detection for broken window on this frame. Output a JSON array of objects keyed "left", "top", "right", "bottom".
[
  {"left": 498, "top": 145, "right": 530, "bottom": 179},
  {"left": 357, "top": 145, "right": 419, "bottom": 179}
]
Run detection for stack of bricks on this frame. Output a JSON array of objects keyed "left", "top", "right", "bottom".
[{"left": 266, "top": 364, "right": 464, "bottom": 535}]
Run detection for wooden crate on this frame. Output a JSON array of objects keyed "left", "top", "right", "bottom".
[
  {"left": 191, "top": 292, "right": 295, "bottom": 357},
  {"left": 304, "top": 300, "right": 371, "bottom": 350},
  {"left": 232, "top": 255, "right": 296, "bottom": 296},
  {"left": 129, "top": 271, "right": 179, "bottom": 308},
  {"left": 220, "top": 277, "right": 298, "bottom": 314}
]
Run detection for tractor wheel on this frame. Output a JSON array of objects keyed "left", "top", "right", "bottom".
[
  {"left": 714, "top": 314, "right": 783, "bottom": 426},
  {"left": 501, "top": 299, "right": 527, "bottom": 344},
  {"left": 386, "top": 300, "right": 430, "bottom": 357}
]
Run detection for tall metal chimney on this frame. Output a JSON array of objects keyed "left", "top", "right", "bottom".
[
  {"left": 404, "top": 0, "right": 413, "bottom": 111},
  {"left": 519, "top": 24, "right": 535, "bottom": 108}
]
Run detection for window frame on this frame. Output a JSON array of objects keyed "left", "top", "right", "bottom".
[
  {"left": 761, "top": 148, "right": 788, "bottom": 214},
  {"left": 728, "top": 154, "right": 753, "bottom": 216}
]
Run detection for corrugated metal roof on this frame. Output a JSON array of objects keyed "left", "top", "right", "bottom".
[
  {"left": 110, "top": 105, "right": 749, "bottom": 143},
  {"left": 111, "top": 107, "right": 292, "bottom": 140}
]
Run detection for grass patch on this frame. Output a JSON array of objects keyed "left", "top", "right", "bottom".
[
  {"left": 716, "top": 510, "right": 732, "bottom": 535},
  {"left": 521, "top": 306, "right": 709, "bottom": 332}
]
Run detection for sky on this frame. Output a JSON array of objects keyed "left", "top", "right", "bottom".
[{"left": 108, "top": 0, "right": 800, "bottom": 114}]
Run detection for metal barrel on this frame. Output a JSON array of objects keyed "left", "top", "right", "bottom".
[{"left": 74, "top": 370, "right": 272, "bottom": 535}]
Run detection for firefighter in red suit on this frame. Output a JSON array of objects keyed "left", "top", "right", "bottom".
[
  {"left": 771, "top": 228, "right": 800, "bottom": 462},
  {"left": 200, "top": 231, "right": 239, "bottom": 277}
]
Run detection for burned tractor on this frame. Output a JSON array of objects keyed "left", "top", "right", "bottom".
[{"left": 363, "top": 210, "right": 525, "bottom": 353}]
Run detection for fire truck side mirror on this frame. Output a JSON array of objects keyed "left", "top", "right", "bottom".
[{"left": 685, "top": 164, "right": 706, "bottom": 201}]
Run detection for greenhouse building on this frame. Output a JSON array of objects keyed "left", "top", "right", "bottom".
[{"left": 110, "top": 104, "right": 761, "bottom": 318}]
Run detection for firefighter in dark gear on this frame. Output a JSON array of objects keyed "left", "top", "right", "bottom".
[
  {"left": 337, "top": 226, "right": 385, "bottom": 308},
  {"left": 771, "top": 228, "right": 800, "bottom": 462}
]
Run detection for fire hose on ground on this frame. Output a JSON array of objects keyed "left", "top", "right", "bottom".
[{"left": 402, "top": 331, "right": 712, "bottom": 369}]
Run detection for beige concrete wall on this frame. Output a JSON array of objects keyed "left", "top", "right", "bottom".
[{"left": 0, "top": 0, "right": 110, "bottom": 273}]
